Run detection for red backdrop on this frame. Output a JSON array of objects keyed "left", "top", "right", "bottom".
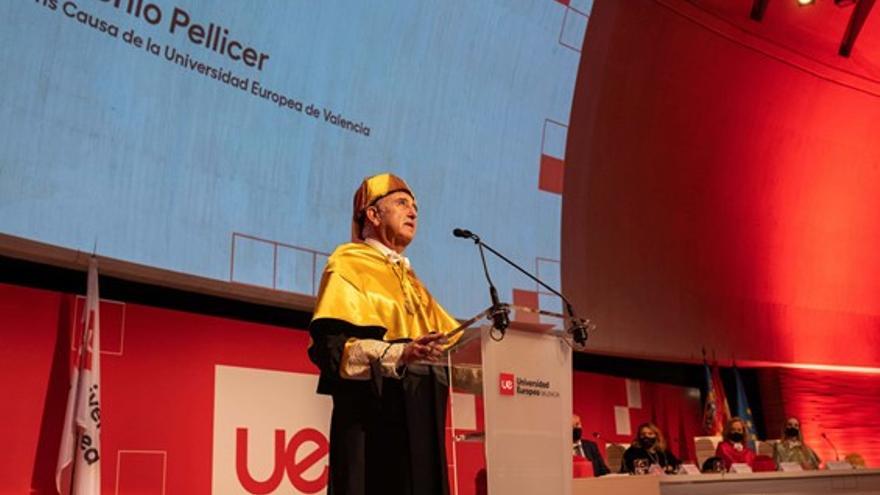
[
  {"left": 572, "top": 371, "right": 703, "bottom": 467},
  {"left": 758, "top": 367, "right": 880, "bottom": 466},
  {"left": 1, "top": 282, "right": 317, "bottom": 494},
  {"left": 558, "top": 0, "right": 880, "bottom": 469},
  {"left": 2, "top": 281, "right": 707, "bottom": 493},
  {"left": 562, "top": 0, "right": 880, "bottom": 367}
]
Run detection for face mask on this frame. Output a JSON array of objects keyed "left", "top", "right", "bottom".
[
  {"left": 639, "top": 437, "right": 656, "bottom": 449},
  {"left": 730, "top": 432, "right": 744, "bottom": 443},
  {"left": 573, "top": 427, "right": 582, "bottom": 442},
  {"left": 785, "top": 427, "right": 799, "bottom": 438}
]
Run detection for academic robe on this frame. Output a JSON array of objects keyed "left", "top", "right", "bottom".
[{"left": 308, "top": 242, "right": 459, "bottom": 495}]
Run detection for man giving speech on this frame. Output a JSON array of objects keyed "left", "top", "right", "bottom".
[{"left": 308, "top": 173, "right": 458, "bottom": 495}]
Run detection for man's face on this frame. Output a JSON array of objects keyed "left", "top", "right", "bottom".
[{"left": 367, "top": 191, "right": 418, "bottom": 250}]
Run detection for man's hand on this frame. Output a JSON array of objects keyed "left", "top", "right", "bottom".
[{"left": 401, "top": 332, "right": 448, "bottom": 364}]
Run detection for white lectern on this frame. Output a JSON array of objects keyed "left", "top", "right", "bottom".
[{"left": 445, "top": 305, "right": 573, "bottom": 495}]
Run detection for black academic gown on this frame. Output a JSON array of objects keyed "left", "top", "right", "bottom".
[{"left": 308, "top": 318, "right": 449, "bottom": 495}]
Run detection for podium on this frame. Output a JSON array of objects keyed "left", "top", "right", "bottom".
[{"left": 443, "top": 305, "right": 573, "bottom": 495}]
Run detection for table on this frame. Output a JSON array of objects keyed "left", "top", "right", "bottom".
[{"left": 573, "top": 468, "right": 880, "bottom": 495}]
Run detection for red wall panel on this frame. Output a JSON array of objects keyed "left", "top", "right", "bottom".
[
  {"left": 1, "top": 281, "right": 706, "bottom": 493},
  {"left": 562, "top": 0, "right": 880, "bottom": 367},
  {"left": 1, "top": 282, "right": 317, "bottom": 494},
  {"left": 573, "top": 371, "right": 702, "bottom": 465},
  {"left": 559, "top": 0, "right": 880, "bottom": 469},
  {"left": 1, "top": 285, "right": 67, "bottom": 493}
]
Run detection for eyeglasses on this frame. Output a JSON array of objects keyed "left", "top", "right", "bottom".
[{"left": 375, "top": 195, "right": 418, "bottom": 213}]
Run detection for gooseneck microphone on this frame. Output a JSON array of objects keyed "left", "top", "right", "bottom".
[
  {"left": 452, "top": 227, "right": 591, "bottom": 346},
  {"left": 820, "top": 432, "right": 841, "bottom": 461},
  {"left": 453, "top": 228, "right": 510, "bottom": 335}
]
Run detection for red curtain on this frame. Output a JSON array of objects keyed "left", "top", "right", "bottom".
[{"left": 758, "top": 367, "right": 880, "bottom": 467}]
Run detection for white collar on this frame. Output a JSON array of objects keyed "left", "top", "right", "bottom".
[{"left": 364, "top": 237, "right": 411, "bottom": 269}]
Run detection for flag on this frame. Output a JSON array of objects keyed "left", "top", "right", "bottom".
[
  {"left": 711, "top": 361, "right": 731, "bottom": 426},
  {"left": 733, "top": 364, "right": 758, "bottom": 451},
  {"left": 701, "top": 360, "right": 720, "bottom": 434},
  {"left": 56, "top": 258, "right": 102, "bottom": 494},
  {"left": 701, "top": 359, "right": 729, "bottom": 435}
]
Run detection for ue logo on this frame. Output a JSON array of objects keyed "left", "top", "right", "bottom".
[
  {"left": 499, "top": 373, "right": 515, "bottom": 396},
  {"left": 235, "top": 427, "right": 329, "bottom": 494}
]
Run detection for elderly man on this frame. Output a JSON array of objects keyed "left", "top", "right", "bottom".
[{"left": 308, "top": 173, "right": 459, "bottom": 495}]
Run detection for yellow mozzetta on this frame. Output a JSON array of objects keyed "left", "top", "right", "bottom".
[{"left": 313, "top": 242, "right": 459, "bottom": 342}]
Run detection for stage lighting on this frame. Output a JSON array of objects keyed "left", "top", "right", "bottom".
[{"left": 797, "top": 0, "right": 815, "bottom": 6}]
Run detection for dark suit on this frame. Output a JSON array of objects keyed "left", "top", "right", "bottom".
[{"left": 574, "top": 439, "right": 611, "bottom": 476}]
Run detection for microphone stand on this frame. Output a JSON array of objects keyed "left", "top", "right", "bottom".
[
  {"left": 820, "top": 432, "right": 841, "bottom": 462},
  {"left": 472, "top": 232, "right": 510, "bottom": 337},
  {"left": 454, "top": 229, "right": 591, "bottom": 346}
]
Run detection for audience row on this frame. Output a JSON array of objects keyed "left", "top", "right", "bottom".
[{"left": 572, "top": 414, "right": 865, "bottom": 477}]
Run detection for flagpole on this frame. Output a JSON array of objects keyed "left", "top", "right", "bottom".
[{"left": 68, "top": 430, "right": 80, "bottom": 495}]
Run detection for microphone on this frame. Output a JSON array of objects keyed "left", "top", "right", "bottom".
[
  {"left": 452, "top": 228, "right": 475, "bottom": 239},
  {"left": 820, "top": 432, "right": 841, "bottom": 461},
  {"left": 452, "top": 227, "right": 591, "bottom": 346}
]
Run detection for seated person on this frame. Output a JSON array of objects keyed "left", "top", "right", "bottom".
[
  {"left": 773, "top": 417, "right": 820, "bottom": 470},
  {"left": 621, "top": 422, "right": 681, "bottom": 474},
  {"left": 845, "top": 453, "right": 866, "bottom": 469},
  {"left": 572, "top": 414, "right": 611, "bottom": 476},
  {"left": 701, "top": 456, "right": 725, "bottom": 473},
  {"left": 715, "top": 417, "right": 756, "bottom": 470}
]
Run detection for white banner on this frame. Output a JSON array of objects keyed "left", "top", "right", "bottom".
[{"left": 212, "top": 365, "right": 331, "bottom": 495}]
